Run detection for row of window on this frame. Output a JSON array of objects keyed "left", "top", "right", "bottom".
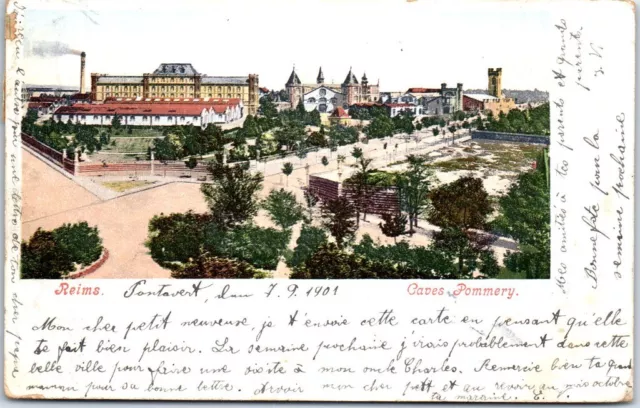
[
  {"left": 307, "top": 97, "right": 338, "bottom": 104},
  {"left": 61, "top": 114, "right": 201, "bottom": 121},
  {"left": 102, "top": 85, "right": 244, "bottom": 92},
  {"left": 102, "top": 93, "right": 241, "bottom": 99}
]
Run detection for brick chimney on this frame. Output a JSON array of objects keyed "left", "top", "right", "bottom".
[{"left": 80, "top": 52, "right": 86, "bottom": 94}]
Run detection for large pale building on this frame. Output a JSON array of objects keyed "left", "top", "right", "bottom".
[
  {"left": 286, "top": 66, "right": 380, "bottom": 113},
  {"left": 90, "top": 63, "right": 260, "bottom": 115}
]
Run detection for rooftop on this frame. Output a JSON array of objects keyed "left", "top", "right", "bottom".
[
  {"left": 54, "top": 102, "right": 237, "bottom": 116},
  {"left": 152, "top": 63, "right": 199, "bottom": 76}
]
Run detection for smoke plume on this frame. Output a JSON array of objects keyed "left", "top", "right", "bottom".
[{"left": 29, "top": 41, "right": 81, "bottom": 57}]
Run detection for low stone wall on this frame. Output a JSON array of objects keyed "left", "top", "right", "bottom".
[
  {"left": 69, "top": 249, "right": 110, "bottom": 279},
  {"left": 471, "top": 130, "right": 550, "bottom": 145}
]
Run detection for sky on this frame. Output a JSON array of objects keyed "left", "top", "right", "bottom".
[{"left": 22, "top": 0, "right": 552, "bottom": 92}]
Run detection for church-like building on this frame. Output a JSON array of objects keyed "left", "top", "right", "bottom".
[{"left": 285, "top": 66, "right": 380, "bottom": 113}]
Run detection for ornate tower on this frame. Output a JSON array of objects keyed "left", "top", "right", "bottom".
[
  {"left": 248, "top": 74, "right": 259, "bottom": 115},
  {"left": 488, "top": 68, "right": 503, "bottom": 99},
  {"left": 285, "top": 66, "right": 303, "bottom": 109},
  {"left": 361, "top": 72, "right": 369, "bottom": 102},
  {"left": 317, "top": 67, "right": 324, "bottom": 85},
  {"left": 341, "top": 67, "right": 359, "bottom": 106}
]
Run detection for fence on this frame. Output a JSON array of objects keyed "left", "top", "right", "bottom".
[
  {"left": 21, "top": 132, "right": 75, "bottom": 174},
  {"left": 471, "top": 130, "right": 550, "bottom": 145}
]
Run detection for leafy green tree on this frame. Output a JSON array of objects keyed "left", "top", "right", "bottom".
[
  {"left": 353, "top": 235, "right": 457, "bottom": 278},
  {"left": 287, "top": 225, "right": 328, "bottom": 268},
  {"left": 21, "top": 229, "right": 75, "bottom": 279},
  {"left": 347, "top": 156, "right": 374, "bottom": 224},
  {"left": 262, "top": 188, "right": 305, "bottom": 231},
  {"left": 146, "top": 211, "right": 213, "bottom": 265},
  {"left": 321, "top": 156, "right": 329, "bottom": 166},
  {"left": 274, "top": 122, "right": 306, "bottom": 151},
  {"left": 201, "top": 163, "right": 264, "bottom": 229},
  {"left": 282, "top": 162, "right": 294, "bottom": 186},
  {"left": 321, "top": 196, "right": 357, "bottom": 248},
  {"left": 392, "top": 111, "right": 415, "bottom": 135},
  {"left": 364, "top": 115, "right": 394, "bottom": 139},
  {"left": 328, "top": 125, "right": 358, "bottom": 147},
  {"left": 111, "top": 113, "right": 122, "bottom": 129},
  {"left": 307, "top": 109, "right": 322, "bottom": 126},
  {"left": 208, "top": 224, "right": 290, "bottom": 270},
  {"left": 396, "top": 155, "right": 437, "bottom": 233},
  {"left": 260, "top": 97, "right": 279, "bottom": 120},
  {"left": 493, "top": 150, "right": 550, "bottom": 279},
  {"left": 351, "top": 146, "right": 363, "bottom": 159},
  {"left": 428, "top": 177, "right": 494, "bottom": 276},
  {"left": 185, "top": 157, "right": 198, "bottom": 177},
  {"left": 379, "top": 212, "right": 407, "bottom": 243},
  {"left": 307, "top": 131, "right": 327, "bottom": 147},
  {"left": 52, "top": 222, "right": 103, "bottom": 267},
  {"left": 432, "top": 128, "right": 440, "bottom": 137}
]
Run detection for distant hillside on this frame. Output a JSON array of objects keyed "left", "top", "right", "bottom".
[{"left": 464, "top": 89, "right": 549, "bottom": 104}]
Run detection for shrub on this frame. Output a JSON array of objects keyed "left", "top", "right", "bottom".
[
  {"left": 146, "top": 211, "right": 214, "bottom": 265},
  {"left": 205, "top": 224, "right": 290, "bottom": 270},
  {"left": 21, "top": 230, "right": 75, "bottom": 279},
  {"left": 21, "top": 223, "right": 105, "bottom": 279},
  {"left": 172, "top": 255, "right": 259, "bottom": 279},
  {"left": 52, "top": 222, "right": 103, "bottom": 267},
  {"left": 292, "top": 242, "right": 451, "bottom": 279}
]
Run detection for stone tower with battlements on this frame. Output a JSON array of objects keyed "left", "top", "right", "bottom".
[{"left": 488, "top": 68, "right": 503, "bottom": 99}]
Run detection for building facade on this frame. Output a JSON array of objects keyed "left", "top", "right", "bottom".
[
  {"left": 90, "top": 63, "right": 260, "bottom": 115},
  {"left": 53, "top": 98, "right": 243, "bottom": 127},
  {"left": 286, "top": 66, "right": 380, "bottom": 112},
  {"left": 462, "top": 68, "right": 516, "bottom": 116}
]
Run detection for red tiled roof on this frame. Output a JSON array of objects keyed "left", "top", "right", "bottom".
[
  {"left": 351, "top": 102, "right": 384, "bottom": 107},
  {"left": 103, "top": 97, "right": 241, "bottom": 105},
  {"left": 385, "top": 103, "right": 415, "bottom": 108},
  {"left": 54, "top": 102, "right": 235, "bottom": 116},
  {"left": 70, "top": 93, "right": 92, "bottom": 100},
  {"left": 28, "top": 102, "right": 53, "bottom": 108},
  {"left": 331, "top": 107, "right": 350, "bottom": 118},
  {"left": 259, "top": 87, "right": 269, "bottom": 93},
  {"left": 29, "top": 96, "right": 64, "bottom": 103},
  {"left": 407, "top": 88, "right": 440, "bottom": 93}
]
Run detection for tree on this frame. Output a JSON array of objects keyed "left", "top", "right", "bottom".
[
  {"left": 52, "top": 222, "right": 103, "bottom": 267},
  {"left": 396, "top": 155, "right": 437, "bottom": 233},
  {"left": 21, "top": 229, "right": 75, "bottom": 279},
  {"left": 111, "top": 113, "right": 122, "bottom": 130},
  {"left": 274, "top": 122, "right": 305, "bottom": 151},
  {"left": 347, "top": 156, "right": 374, "bottom": 224},
  {"left": 147, "top": 211, "right": 213, "bottom": 264},
  {"left": 262, "top": 189, "right": 305, "bottom": 231},
  {"left": 185, "top": 157, "right": 198, "bottom": 177},
  {"left": 321, "top": 196, "right": 357, "bottom": 249},
  {"left": 282, "top": 162, "right": 294, "bottom": 186},
  {"left": 428, "top": 176, "right": 494, "bottom": 277},
  {"left": 432, "top": 128, "right": 440, "bottom": 137},
  {"left": 329, "top": 125, "right": 358, "bottom": 147},
  {"left": 303, "top": 190, "right": 319, "bottom": 222},
  {"left": 379, "top": 212, "right": 407, "bottom": 243},
  {"left": 492, "top": 150, "right": 550, "bottom": 278},
  {"left": 287, "top": 225, "right": 328, "bottom": 268},
  {"left": 321, "top": 156, "right": 329, "bottom": 167},
  {"left": 351, "top": 146, "right": 363, "bottom": 159},
  {"left": 201, "top": 163, "right": 264, "bottom": 230},
  {"left": 364, "top": 115, "right": 394, "bottom": 139}
]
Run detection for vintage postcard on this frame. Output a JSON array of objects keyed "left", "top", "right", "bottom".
[{"left": 4, "top": 0, "right": 635, "bottom": 402}]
